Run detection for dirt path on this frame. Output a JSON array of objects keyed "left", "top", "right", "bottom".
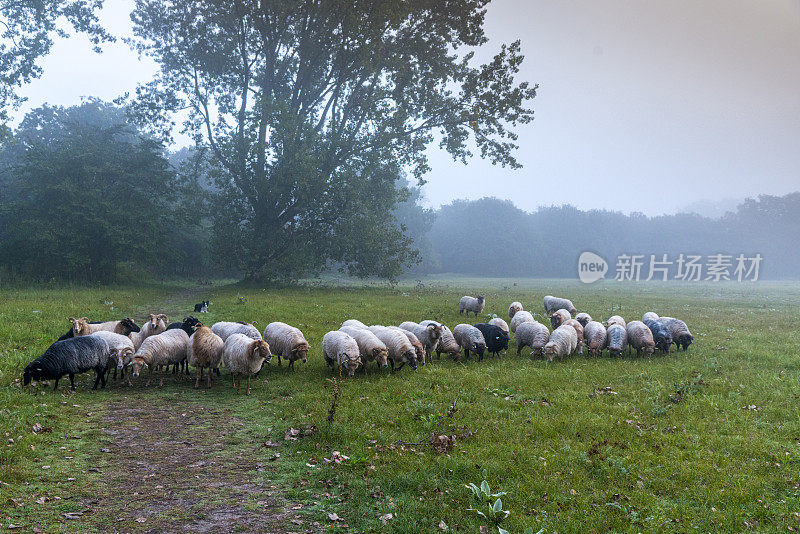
[{"left": 84, "top": 285, "right": 321, "bottom": 533}]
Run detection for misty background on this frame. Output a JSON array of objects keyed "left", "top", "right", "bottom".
[{"left": 1, "top": 1, "right": 798, "bottom": 282}]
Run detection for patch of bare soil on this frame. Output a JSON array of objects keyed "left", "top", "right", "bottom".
[{"left": 89, "top": 395, "right": 320, "bottom": 533}]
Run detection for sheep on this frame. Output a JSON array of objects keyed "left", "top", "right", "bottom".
[
  {"left": 211, "top": 321, "right": 262, "bottom": 342},
  {"left": 510, "top": 311, "right": 535, "bottom": 333},
  {"left": 575, "top": 313, "right": 592, "bottom": 327},
  {"left": 659, "top": 317, "right": 694, "bottom": 351},
  {"left": 452, "top": 324, "right": 486, "bottom": 361},
  {"left": 58, "top": 316, "right": 141, "bottom": 341},
  {"left": 514, "top": 321, "right": 550, "bottom": 357},
  {"left": 222, "top": 333, "right": 271, "bottom": 395},
  {"left": 23, "top": 336, "right": 111, "bottom": 391},
  {"left": 339, "top": 325, "right": 389, "bottom": 370},
  {"left": 131, "top": 329, "right": 190, "bottom": 387},
  {"left": 433, "top": 325, "right": 461, "bottom": 360},
  {"left": 399, "top": 321, "right": 443, "bottom": 360},
  {"left": 643, "top": 319, "right": 673, "bottom": 353},
  {"left": 389, "top": 327, "right": 426, "bottom": 366},
  {"left": 543, "top": 324, "right": 578, "bottom": 362},
  {"left": 473, "top": 323, "right": 509, "bottom": 357},
  {"left": 626, "top": 321, "right": 655, "bottom": 356},
  {"left": 187, "top": 326, "right": 224, "bottom": 388},
  {"left": 166, "top": 316, "right": 202, "bottom": 335},
  {"left": 323, "top": 330, "right": 361, "bottom": 377},
  {"left": 341, "top": 319, "right": 369, "bottom": 329},
  {"left": 459, "top": 295, "right": 485, "bottom": 317},
  {"left": 543, "top": 296, "right": 577, "bottom": 316},
  {"left": 129, "top": 313, "right": 168, "bottom": 351},
  {"left": 367, "top": 326, "right": 418, "bottom": 371},
  {"left": 549, "top": 309, "right": 571, "bottom": 329},
  {"left": 583, "top": 321, "right": 607, "bottom": 356},
  {"left": 262, "top": 322, "right": 310, "bottom": 370},
  {"left": 563, "top": 319, "right": 584, "bottom": 355},
  {"left": 605, "top": 315, "right": 626, "bottom": 328},
  {"left": 605, "top": 324, "right": 628, "bottom": 357},
  {"left": 642, "top": 312, "right": 660, "bottom": 322},
  {"left": 89, "top": 331, "right": 135, "bottom": 382},
  {"left": 508, "top": 302, "right": 523, "bottom": 319},
  {"left": 488, "top": 317, "right": 510, "bottom": 334}
]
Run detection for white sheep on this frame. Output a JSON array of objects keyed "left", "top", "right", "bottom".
[
  {"left": 368, "top": 326, "right": 418, "bottom": 371},
  {"left": 510, "top": 310, "right": 535, "bottom": 333},
  {"left": 222, "top": 333, "right": 272, "bottom": 395},
  {"left": 452, "top": 324, "right": 486, "bottom": 361},
  {"left": 583, "top": 321, "right": 607, "bottom": 356},
  {"left": 187, "top": 326, "right": 224, "bottom": 388},
  {"left": 543, "top": 324, "right": 578, "bottom": 362},
  {"left": 575, "top": 313, "right": 592, "bottom": 327},
  {"left": 131, "top": 329, "right": 190, "bottom": 387},
  {"left": 642, "top": 312, "right": 660, "bottom": 322},
  {"left": 605, "top": 315, "right": 626, "bottom": 328},
  {"left": 323, "top": 330, "right": 361, "bottom": 377},
  {"left": 399, "top": 321, "right": 443, "bottom": 360},
  {"left": 389, "top": 326, "right": 426, "bottom": 366},
  {"left": 129, "top": 313, "right": 168, "bottom": 351},
  {"left": 89, "top": 331, "right": 135, "bottom": 382},
  {"left": 508, "top": 301, "right": 523, "bottom": 319},
  {"left": 488, "top": 317, "right": 509, "bottom": 334},
  {"left": 339, "top": 325, "right": 389, "bottom": 370},
  {"left": 543, "top": 296, "right": 577, "bottom": 316},
  {"left": 549, "top": 309, "right": 571, "bottom": 329},
  {"left": 341, "top": 319, "right": 369, "bottom": 329},
  {"left": 211, "top": 321, "right": 262, "bottom": 341},
  {"left": 459, "top": 295, "right": 485, "bottom": 317},
  {"left": 262, "top": 322, "right": 310, "bottom": 370},
  {"left": 514, "top": 321, "right": 550, "bottom": 357},
  {"left": 626, "top": 321, "right": 655, "bottom": 356}
]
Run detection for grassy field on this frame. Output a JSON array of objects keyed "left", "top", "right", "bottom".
[{"left": 2, "top": 278, "right": 800, "bottom": 533}]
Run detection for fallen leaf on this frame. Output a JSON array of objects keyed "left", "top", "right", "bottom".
[
  {"left": 136, "top": 517, "right": 146, "bottom": 522},
  {"left": 36, "top": 496, "right": 47, "bottom": 504},
  {"left": 328, "top": 513, "right": 341, "bottom": 522},
  {"left": 285, "top": 428, "right": 300, "bottom": 441},
  {"left": 380, "top": 513, "right": 394, "bottom": 525},
  {"left": 439, "top": 519, "right": 449, "bottom": 531}
]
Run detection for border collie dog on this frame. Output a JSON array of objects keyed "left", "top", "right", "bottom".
[{"left": 194, "top": 300, "right": 211, "bottom": 313}]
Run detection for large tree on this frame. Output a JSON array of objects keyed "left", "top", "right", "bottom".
[
  {"left": 0, "top": 1, "right": 112, "bottom": 128},
  {"left": 129, "top": 0, "right": 536, "bottom": 280}
]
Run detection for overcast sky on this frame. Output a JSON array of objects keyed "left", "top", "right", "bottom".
[{"left": 15, "top": 0, "right": 800, "bottom": 216}]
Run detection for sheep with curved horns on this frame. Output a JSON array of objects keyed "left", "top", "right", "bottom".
[
  {"left": 398, "top": 321, "right": 443, "bottom": 360},
  {"left": 544, "top": 325, "right": 578, "bottom": 362},
  {"left": 368, "top": 326, "right": 417, "bottom": 371},
  {"left": 543, "top": 296, "right": 577, "bottom": 316},
  {"left": 23, "top": 336, "right": 111, "bottom": 391},
  {"left": 323, "top": 330, "right": 361, "bottom": 377},
  {"left": 211, "top": 321, "right": 262, "bottom": 342},
  {"left": 187, "top": 325, "right": 225, "bottom": 388},
  {"left": 129, "top": 313, "right": 168, "bottom": 351},
  {"left": 58, "top": 316, "right": 141, "bottom": 341},
  {"left": 514, "top": 321, "right": 550, "bottom": 357},
  {"left": 131, "top": 329, "right": 190, "bottom": 387},
  {"left": 550, "top": 309, "right": 571, "bottom": 329},
  {"left": 223, "top": 334, "right": 271, "bottom": 395},
  {"left": 459, "top": 295, "right": 485, "bottom": 317},
  {"left": 339, "top": 325, "right": 389, "bottom": 370},
  {"left": 262, "top": 322, "right": 310, "bottom": 370},
  {"left": 510, "top": 311, "right": 535, "bottom": 333},
  {"left": 508, "top": 302, "right": 523, "bottom": 319},
  {"left": 583, "top": 321, "right": 607, "bottom": 356},
  {"left": 452, "top": 324, "right": 486, "bottom": 361}
]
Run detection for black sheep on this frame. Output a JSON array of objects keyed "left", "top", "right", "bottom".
[
  {"left": 643, "top": 319, "right": 673, "bottom": 353},
  {"left": 23, "top": 336, "right": 111, "bottom": 391},
  {"left": 473, "top": 323, "right": 509, "bottom": 357}
]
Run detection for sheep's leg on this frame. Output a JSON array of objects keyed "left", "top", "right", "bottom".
[
  {"left": 53, "top": 377, "right": 60, "bottom": 391},
  {"left": 396, "top": 361, "right": 405, "bottom": 371},
  {"left": 159, "top": 367, "right": 164, "bottom": 387},
  {"left": 146, "top": 367, "right": 152, "bottom": 387},
  {"left": 195, "top": 366, "right": 201, "bottom": 389},
  {"left": 214, "top": 367, "right": 220, "bottom": 376},
  {"left": 69, "top": 373, "right": 76, "bottom": 390},
  {"left": 277, "top": 355, "right": 282, "bottom": 366},
  {"left": 206, "top": 367, "right": 212, "bottom": 389},
  {"left": 100, "top": 368, "right": 107, "bottom": 389},
  {"left": 289, "top": 360, "right": 295, "bottom": 371},
  {"left": 236, "top": 374, "right": 241, "bottom": 395},
  {"left": 246, "top": 375, "right": 251, "bottom": 396},
  {"left": 389, "top": 358, "right": 395, "bottom": 372}
]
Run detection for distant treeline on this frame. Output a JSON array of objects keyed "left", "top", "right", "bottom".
[{"left": 1, "top": 101, "right": 797, "bottom": 282}]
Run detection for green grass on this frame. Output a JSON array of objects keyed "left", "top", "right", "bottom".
[{"left": 2, "top": 279, "right": 800, "bottom": 532}]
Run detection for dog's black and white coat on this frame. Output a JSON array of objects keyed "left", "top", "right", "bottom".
[{"left": 194, "top": 300, "right": 211, "bottom": 313}]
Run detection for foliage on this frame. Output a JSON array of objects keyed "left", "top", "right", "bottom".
[
  {"left": 0, "top": 0, "right": 113, "bottom": 127},
  {"left": 127, "top": 0, "right": 536, "bottom": 281}
]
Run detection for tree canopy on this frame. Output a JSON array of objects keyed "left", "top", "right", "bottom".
[{"left": 128, "top": 0, "right": 537, "bottom": 281}]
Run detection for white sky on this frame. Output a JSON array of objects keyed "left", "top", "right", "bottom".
[{"left": 15, "top": 0, "right": 800, "bottom": 216}]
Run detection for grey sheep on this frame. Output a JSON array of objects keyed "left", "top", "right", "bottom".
[
  {"left": 583, "top": 321, "right": 607, "bottom": 356},
  {"left": 514, "top": 321, "right": 550, "bottom": 357},
  {"left": 459, "top": 295, "right": 485, "bottom": 317},
  {"left": 339, "top": 326, "right": 389, "bottom": 370},
  {"left": 510, "top": 311, "right": 535, "bottom": 333},
  {"left": 508, "top": 302, "right": 523, "bottom": 319},
  {"left": 211, "top": 321, "right": 262, "bottom": 342},
  {"left": 575, "top": 313, "right": 592, "bottom": 327},
  {"left": 23, "top": 336, "right": 111, "bottom": 391},
  {"left": 605, "top": 315, "right": 626, "bottom": 328},
  {"left": 543, "top": 296, "right": 577, "bottom": 316},
  {"left": 626, "top": 320, "right": 655, "bottom": 356},
  {"left": 659, "top": 317, "right": 694, "bottom": 351},
  {"left": 433, "top": 325, "right": 461, "bottom": 360},
  {"left": 488, "top": 317, "right": 510, "bottom": 334},
  {"left": 399, "top": 321, "right": 443, "bottom": 360},
  {"left": 605, "top": 324, "right": 628, "bottom": 357},
  {"left": 452, "top": 324, "right": 486, "bottom": 361},
  {"left": 544, "top": 324, "right": 578, "bottom": 362},
  {"left": 643, "top": 318, "right": 672, "bottom": 353},
  {"left": 642, "top": 312, "right": 660, "bottom": 322}
]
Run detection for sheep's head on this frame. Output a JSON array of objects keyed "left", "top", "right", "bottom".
[
  {"left": 131, "top": 355, "right": 149, "bottom": 377},
  {"left": 252, "top": 340, "right": 272, "bottom": 362},
  {"left": 405, "top": 350, "right": 418, "bottom": 370},
  {"left": 477, "top": 295, "right": 485, "bottom": 304},
  {"left": 373, "top": 347, "right": 389, "bottom": 368},
  {"left": 342, "top": 353, "right": 360, "bottom": 377},
  {"left": 474, "top": 342, "right": 486, "bottom": 360},
  {"left": 569, "top": 307, "right": 577, "bottom": 317},
  {"left": 549, "top": 314, "right": 561, "bottom": 329},
  {"left": 428, "top": 324, "right": 443, "bottom": 341},
  {"left": 680, "top": 334, "right": 693, "bottom": 348},
  {"left": 293, "top": 343, "right": 309, "bottom": 364},
  {"left": 119, "top": 318, "right": 141, "bottom": 335},
  {"left": 544, "top": 344, "right": 556, "bottom": 362},
  {"left": 23, "top": 363, "right": 42, "bottom": 385},
  {"left": 69, "top": 317, "right": 90, "bottom": 336},
  {"left": 117, "top": 347, "right": 135, "bottom": 370}
]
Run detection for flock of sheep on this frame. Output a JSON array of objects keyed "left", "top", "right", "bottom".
[{"left": 21, "top": 294, "right": 693, "bottom": 394}]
